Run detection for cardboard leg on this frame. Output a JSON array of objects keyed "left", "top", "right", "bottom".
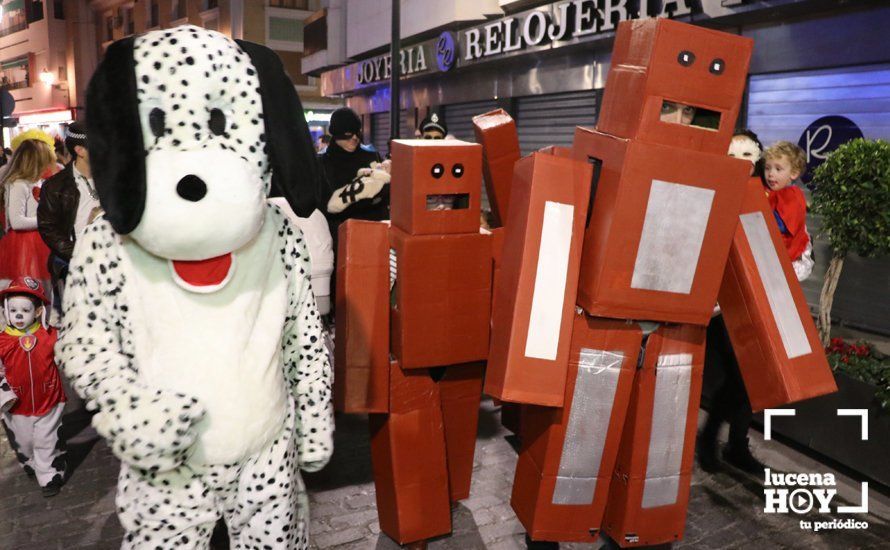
[
  {"left": 438, "top": 362, "right": 484, "bottom": 502},
  {"left": 602, "top": 324, "right": 706, "bottom": 547},
  {"left": 369, "top": 362, "right": 452, "bottom": 544},
  {"left": 511, "top": 316, "right": 641, "bottom": 542}
]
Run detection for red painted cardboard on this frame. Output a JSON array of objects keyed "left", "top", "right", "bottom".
[
  {"left": 718, "top": 179, "right": 837, "bottom": 411},
  {"left": 390, "top": 227, "right": 491, "bottom": 369},
  {"left": 473, "top": 109, "right": 521, "bottom": 227},
  {"left": 572, "top": 127, "right": 749, "bottom": 325},
  {"left": 334, "top": 219, "right": 390, "bottom": 413},
  {"left": 512, "top": 315, "right": 640, "bottom": 542},
  {"left": 439, "top": 363, "right": 485, "bottom": 502},
  {"left": 486, "top": 152, "right": 592, "bottom": 407},
  {"left": 602, "top": 324, "right": 705, "bottom": 547},
  {"left": 390, "top": 139, "right": 483, "bottom": 235},
  {"left": 597, "top": 18, "right": 753, "bottom": 155}
]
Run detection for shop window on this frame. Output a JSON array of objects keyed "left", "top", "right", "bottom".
[
  {"left": 267, "top": 16, "right": 303, "bottom": 51},
  {"left": 171, "top": 0, "right": 187, "bottom": 21},
  {"left": 147, "top": 0, "right": 159, "bottom": 28},
  {"left": 26, "top": 0, "right": 44, "bottom": 24}
]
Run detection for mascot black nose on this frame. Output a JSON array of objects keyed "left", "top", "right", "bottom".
[{"left": 176, "top": 175, "right": 208, "bottom": 202}]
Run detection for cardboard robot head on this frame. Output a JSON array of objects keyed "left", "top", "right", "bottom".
[
  {"left": 597, "top": 18, "right": 753, "bottom": 155},
  {"left": 390, "top": 139, "right": 483, "bottom": 235},
  {"left": 85, "top": 25, "right": 318, "bottom": 261}
]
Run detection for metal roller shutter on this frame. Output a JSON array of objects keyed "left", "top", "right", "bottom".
[
  {"left": 747, "top": 63, "right": 890, "bottom": 333},
  {"left": 515, "top": 90, "right": 600, "bottom": 156},
  {"left": 370, "top": 110, "right": 411, "bottom": 157},
  {"left": 445, "top": 100, "right": 498, "bottom": 142}
]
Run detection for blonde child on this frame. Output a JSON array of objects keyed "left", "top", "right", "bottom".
[{"left": 763, "top": 141, "right": 814, "bottom": 280}]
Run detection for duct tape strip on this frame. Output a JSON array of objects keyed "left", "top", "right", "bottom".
[
  {"left": 739, "top": 212, "right": 812, "bottom": 359},
  {"left": 552, "top": 349, "right": 624, "bottom": 505},
  {"left": 525, "top": 201, "right": 575, "bottom": 361},
  {"left": 642, "top": 353, "right": 692, "bottom": 509},
  {"left": 631, "top": 179, "right": 714, "bottom": 294}
]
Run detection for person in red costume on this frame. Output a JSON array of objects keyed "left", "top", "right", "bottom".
[
  {"left": 763, "top": 140, "right": 814, "bottom": 281},
  {"left": 0, "top": 277, "right": 67, "bottom": 497}
]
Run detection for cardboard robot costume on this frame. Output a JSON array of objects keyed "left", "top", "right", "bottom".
[
  {"left": 480, "top": 19, "right": 836, "bottom": 547},
  {"left": 57, "top": 26, "right": 332, "bottom": 549},
  {"left": 335, "top": 140, "right": 491, "bottom": 545}
]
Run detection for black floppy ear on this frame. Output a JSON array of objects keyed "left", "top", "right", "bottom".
[
  {"left": 236, "top": 39, "right": 318, "bottom": 218},
  {"left": 86, "top": 37, "right": 145, "bottom": 235}
]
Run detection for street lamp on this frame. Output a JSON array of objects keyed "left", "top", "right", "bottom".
[{"left": 39, "top": 68, "right": 56, "bottom": 86}]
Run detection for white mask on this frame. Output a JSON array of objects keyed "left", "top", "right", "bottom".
[
  {"left": 728, "top": 135, "right": 762, "bottom": 166},
  {"left": 6, "top": 296, "right": 38, "bottom": 330}
]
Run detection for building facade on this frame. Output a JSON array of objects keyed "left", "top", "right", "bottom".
[{"left": 303, "top": 0, "right": 890, "bottom": 334}]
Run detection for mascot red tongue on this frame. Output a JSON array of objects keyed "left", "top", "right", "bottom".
[{"left": 171, "top": 253, "right": 233, "bottom": 287}]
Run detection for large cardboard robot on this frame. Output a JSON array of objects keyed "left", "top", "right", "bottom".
[
  {"left": 335, "top": 140, "right": 492, "bottom": 546},
  {"left": 480, "top": 19, "right": 837, "bottom": 547}
]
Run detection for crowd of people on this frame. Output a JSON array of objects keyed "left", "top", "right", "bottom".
[{"left": 0, "top": 104, "right": 813, "bottom": 502}]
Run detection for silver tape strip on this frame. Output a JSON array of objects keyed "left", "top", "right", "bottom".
[
  {"left": 642, "top": 354, "right": 692, "bottom": 509},
  {"left": 631, "top": 179, "right": 714, "bottom": 294},
  {"left": 739, "top": 212, "right": 812, "bottom": 359},
  {"left": 552, "top": 349, "right": 624, "bottom": 505}
]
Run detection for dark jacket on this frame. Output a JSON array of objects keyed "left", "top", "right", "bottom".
[
  {"left": 317, "top": 142, "right": 386, "bottom": 238},
  {"left": 37, "top": 163, "right": 79, "bottom": 269}
]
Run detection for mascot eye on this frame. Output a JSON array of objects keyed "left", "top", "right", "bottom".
[
  {"left": 431, "top": 163, "right": 444, "bottom": 179},
  {"left": 677, "top": 50, "right": 695, "bottom": 66},
  {"left": 149, "top": 108, "right": 166, "bottom": 138},
  {"left": 209, "top": 108, "right": 227, "bottom": 136},
  {"left": 452, "top": 164, "right": 464, "bottom": 178},
  {"left": 709, "top": 58, "right": 726, "bottom": 75}
]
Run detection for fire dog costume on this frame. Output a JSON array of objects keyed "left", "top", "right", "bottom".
[
  {"left": 335, "top": 140, "right": 491, "bottom": 545},
  {"left": 480, "top": 19, "right": 836, "bottom": 547},
  {"left": 57, "top": 26, "right": 332, "bottom": 549},
  {"left": 0, "top": 277, "right": 66, "bottom": 492}
]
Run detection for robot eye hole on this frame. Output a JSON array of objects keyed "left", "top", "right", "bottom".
[
  {"left": 709, "top": 58, "right": 725, "bottom": 75},
  {"left": 677, "top": 50, "right": 696, "bottom": 66},
  {"left": 431, "top": 163, "right": 444, "bottom": 179},
  {"left": 452, "top": 164, "right": 464, "bottom": 178}
]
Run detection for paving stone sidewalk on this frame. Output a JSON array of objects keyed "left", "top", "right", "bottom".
[{"left": 1, "top": 400, "right": 888, "bottom": 549}]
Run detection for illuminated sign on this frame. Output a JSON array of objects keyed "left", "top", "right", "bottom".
[{"left": 356, "top": 44, "right": 429, "bottom": 85}]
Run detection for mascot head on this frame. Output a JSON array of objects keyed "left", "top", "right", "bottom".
[{"left": 86, "top": 26, "right": 317, "bottom": 262}]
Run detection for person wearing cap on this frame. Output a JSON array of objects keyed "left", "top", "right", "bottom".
[
  {"left": 0, "top": 276, "right": 67, "bottom": 497},
  {"left": 37, "top": 121, "right": 99, "bottom": 305},
  {"left": 418, "top": 112, "right": 447, "bottom": 140},
  {"left": 317, "top": 106, "right": 391, "bottom": 250}
]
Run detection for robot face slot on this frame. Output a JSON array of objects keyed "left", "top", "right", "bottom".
[
  {"left": 659, "top": 100, "right": 721, "bottom": 130},
  {"left": 390, "top": 139, "right": 483, "bottom": 235}
]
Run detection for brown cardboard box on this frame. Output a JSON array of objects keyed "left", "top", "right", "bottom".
[
  {"left": 390, "top": 139, "right": 483, "bottom": 236},
  {"left": 473, "top": 109, "right": 521, "bottom": 227},
  {"left": 390, "top": 227, "right": 491, "bottom": 369},
  {"left": 512, "top": 315, "right": 640, "bottom": 542},
  {"left": 719, "top": 179, "right": 836, "bottom": 411},
  {"left": 439, "top": 363, "right": 485, "bottom": 502},
  {"left": 334, "top": 219, "right": 391, "bottom": 413},
  {"left": 602, "top": 324, "right": 705, "bottom": 547},
  {"left": 572, "top": 127, "right": 749, "bottom": 325},
  {"left": 370, "top": 361, "right": 451, "bottom": 544},
  {"left": 597, "top": 18, "right": 753, "bottom": 155},
  {"left": 485, "top": 152, "right": 592, "bottom": 407}
]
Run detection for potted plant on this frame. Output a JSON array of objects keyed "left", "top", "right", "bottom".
[{"left": 810, "top": 138, "right": 890, "bottom": 345}]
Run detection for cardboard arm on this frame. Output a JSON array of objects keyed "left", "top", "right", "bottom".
[
  {"left": 473, "top": 109, "right": 521, "bottom": 228},
  {"left": 334, "top": 219, "right": 391, "bottom": 413}
]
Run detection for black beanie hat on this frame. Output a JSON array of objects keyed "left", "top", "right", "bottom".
[
  {"left": 65, "top": 121, "right": 88, "bottom": 157},
  {"left": 420, "top": 112, "right": 447, "bottom": 136},
  {"left": 329, "top": 107, "right": 362, "bottom": 140}
]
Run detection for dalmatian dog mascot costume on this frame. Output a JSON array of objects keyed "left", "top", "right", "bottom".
[{"left": 57, "top": 26, "right": 333, "bottom": 548}]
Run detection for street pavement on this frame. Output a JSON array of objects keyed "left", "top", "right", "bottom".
[{"left": 1, "top": 399, "right": 888, "bottom": 549}]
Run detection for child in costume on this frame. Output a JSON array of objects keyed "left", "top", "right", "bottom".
[
  {"left": 764, "top": 141, "right": 814, "bottom": 280},
  {"left": 0, "top": 276, "right": 66, "bottom": 497}
]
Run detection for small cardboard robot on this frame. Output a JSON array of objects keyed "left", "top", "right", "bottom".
[{"left": 335, "top": 140, "right": 493, "bottom": 545}]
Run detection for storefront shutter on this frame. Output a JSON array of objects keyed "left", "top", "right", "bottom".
[
  {"left": 747, "top": 63, "right": 890, "bottom": 333},
  {"left": 515, "top": 90, "right": 600, "bottom": 156},
  {"left": 370, "top": 110, "right": 410, "bottom": 157},
  {"left": 444, "top": 100, "right": 498, "bottom": 142}
]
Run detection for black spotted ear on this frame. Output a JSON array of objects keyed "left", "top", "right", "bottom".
[
  {"left": 85, "top": 36, "right": 145, "bottom": 235},
  {"left": 236, "top": 39, "right": 318, "bottom": 218}
]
